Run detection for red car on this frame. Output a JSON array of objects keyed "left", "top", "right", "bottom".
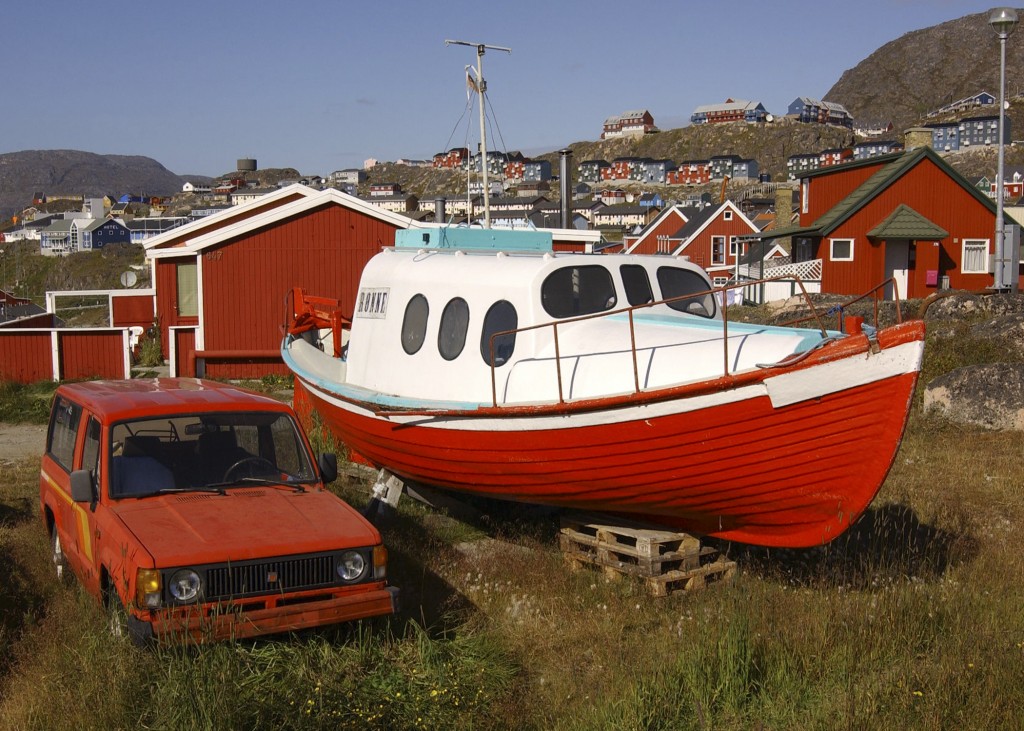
[{"left": 39, "top": 378, "right": 398, "bottom": 644}]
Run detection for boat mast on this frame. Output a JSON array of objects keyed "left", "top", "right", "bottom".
[{"left": 445, "top": 39, "right": 511, "bottom": 228}]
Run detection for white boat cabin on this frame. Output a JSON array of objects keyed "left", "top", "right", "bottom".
[{"left": 288, "top": 227, "right": 831, "bottom": 408}]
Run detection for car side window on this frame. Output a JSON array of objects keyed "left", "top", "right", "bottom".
[
  {"left": 47, "top": 396, "right": 83, "bottom": 473},
  {"left": 82, "top": 416, "right": 101, "bottom": 485}
]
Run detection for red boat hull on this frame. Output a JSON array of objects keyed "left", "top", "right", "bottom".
[{"left": 293, "top": 320, "right": 925, "bottom": 548}]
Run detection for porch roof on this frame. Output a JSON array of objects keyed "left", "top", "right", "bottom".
[{"left": 867, "top": 204, "right": 949, "bottom": 240}]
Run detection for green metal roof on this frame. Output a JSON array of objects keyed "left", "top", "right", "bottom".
[
  {"left": 761, "top": 147, "right": 1001, "bottom": 242},
  {"left": 867, "top": 204, "right": 949, "bottom": 240}
]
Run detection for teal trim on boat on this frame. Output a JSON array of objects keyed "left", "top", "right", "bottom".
[
  {"left": 607, "top": 312, "right": 841, "bottom": 353},
  {"left": 281, "top": 337, "right": 488, "bottom": 412},
  {"left": 396, "top": 226, "right": 553, "bottom": 251}
]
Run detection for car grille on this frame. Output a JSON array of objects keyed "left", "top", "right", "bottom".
[{"left": 201, "top": 553, "right": 337, "bottom": 602}]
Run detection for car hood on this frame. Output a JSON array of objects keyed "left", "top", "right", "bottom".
[{"left": 111, "top": 488, "right": 381, "bottom": 567}]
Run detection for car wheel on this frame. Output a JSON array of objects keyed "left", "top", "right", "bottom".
[
  {"left": 106, "top": 586, "right": 128, "bottom": 640},
  {"left": 51, "top": 527, "right": 71, "bottom": 585}
]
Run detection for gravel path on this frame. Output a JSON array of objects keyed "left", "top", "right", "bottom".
[{"left": 0, "top": 423, "right": 46, "bottom": 465}]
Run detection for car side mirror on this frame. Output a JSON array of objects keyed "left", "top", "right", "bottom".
[
  {"left": 318, "top": 453, "right": 338, "bottom": 484},
  {"left": 70, "top": 469, "right": 96, "bottom": 506}
]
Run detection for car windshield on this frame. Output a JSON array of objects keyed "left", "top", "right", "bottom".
[{"left": 107, "top": 411, "right": 318, "bottom": 499}]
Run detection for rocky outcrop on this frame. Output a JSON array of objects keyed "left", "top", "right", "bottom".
[{"left": 924, "top": 363, "right": 1024, "bottom": 431}]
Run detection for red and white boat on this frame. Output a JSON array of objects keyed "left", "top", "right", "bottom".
[{"left": 282, "top": 227, "right": 925, "bottom": 548}]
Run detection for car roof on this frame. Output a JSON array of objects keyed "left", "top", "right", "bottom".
[{"left": 56, "top": 378, "right": 291, "bottom": 422}]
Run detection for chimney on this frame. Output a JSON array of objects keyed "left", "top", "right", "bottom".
[
  {"left": 434, "top": 197, "right": 447, "bottom": 223},
  {"left": 559, "top": 148, "right": 573, "bottom": 229},
  {"left": 774, "top": 187, "right": 794, "bottom": 252}
]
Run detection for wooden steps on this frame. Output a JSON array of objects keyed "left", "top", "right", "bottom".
[{"left": 559, "top": 513, "right": 736, "bottom": 596}]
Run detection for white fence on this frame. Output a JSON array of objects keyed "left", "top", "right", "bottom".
[{"left": 737, "top": 259, "right": 822, "bottom": 305}]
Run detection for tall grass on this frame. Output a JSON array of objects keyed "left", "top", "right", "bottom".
[{"left": 2, "top": 314, "right": 1024, "bottom": 728}]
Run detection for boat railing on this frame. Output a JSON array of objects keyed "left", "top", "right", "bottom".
[
  {"left": 485, "top": 274, "right": 904, "bottom": 409},
  {"left": 776, "top": 277, "right": 902, "bottom": 332}
]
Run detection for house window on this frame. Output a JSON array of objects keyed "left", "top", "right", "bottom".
[
  {"left": 729, "top": 236, "right": 740, "bottom": 257},
  {"left": 961, "top": 239, "right": 990, "bottom": 274},
  {"left": 723, "top": 210, "right": 733, "bottom": 221},
  {"left": 830, "top": 238, "right": 854, "bottom": 262},
  {"left": 176, "top": 262, "right": 198, "bottom": 317},
  {"left": 711, "top": 236, "right": 726, "bottom": 266}
]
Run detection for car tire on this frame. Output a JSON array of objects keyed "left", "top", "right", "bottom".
[
  {"left": 105, "top": 585, "right": 153, "bottom": 647},
  {"left": 106, "top": 587, "right": 128, "bottom": 640},
  {"left": 51, "top": 527, "right": 71, "bottom": 585}
]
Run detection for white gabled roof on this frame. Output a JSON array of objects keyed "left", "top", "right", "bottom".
[
  {"left": 671, "top": 201, "right": 758, "bottom": 257},
  {"left": 624, "top": 205, "right": 690, "bottom": 254},
  {"left": 144, "top": 184, "right": 600, "bottom": 260},
  {"left": 143, "top": 183, "right": 321, "bottom": 251},
  {"left": 145, "top": 186, "right": 419, "bottom": 259}
]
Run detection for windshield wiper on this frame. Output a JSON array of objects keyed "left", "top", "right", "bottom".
[
  {"left": 155, "top": 486, "right": 228, "bottom": 496},
  {"left": 205, "top": 478, "right": 307, "bottom": 493}
]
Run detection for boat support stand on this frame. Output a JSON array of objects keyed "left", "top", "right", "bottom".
[{"left": 364, "top": 469, "right": 405, "bottom": 524}]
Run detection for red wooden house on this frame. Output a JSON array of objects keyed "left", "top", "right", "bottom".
[
  {"left": 641, "top": 201, "right": 760, "bottom": 284},
  {"left": 763, "top": 147, "right": 1020, "bottom": 299},
  {"left": 143, "top": 185, "right": 599, "bottom": 379},
  {"left": 623, "top": 205, "right": 692, "bottom": 254}
]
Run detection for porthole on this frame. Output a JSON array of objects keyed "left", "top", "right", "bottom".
[
  {"left": 438, "top": 297, "right": 470, "bottom": 361},
  {"left": 480, "top": 300, "right": 518, "bottom": 367},
  {"left": 401, "top": 294, "right": 429, "bottom": 355}
]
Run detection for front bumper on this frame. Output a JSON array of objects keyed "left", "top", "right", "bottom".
[{"left": 133, "top": 583, "right": 399, "bottom": 643}]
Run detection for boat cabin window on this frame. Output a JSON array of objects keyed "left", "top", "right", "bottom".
[
  {"left": 401, "top": 294, "right": 429, "bottom": 355},
  {"left": 480, "top": 300, "right": 518, "bottom": 367},
  {"left": 620, "top": 265, "right": 653, "bottom": 306},
  {"left": 656, "top": 267, "right": 717, "bottom": 318},
  {"left": 438, "top": 297, "right": 470, "bottom": 361},
  {"left": 541, "top": 265, "right": 617, "bottom": 319}
]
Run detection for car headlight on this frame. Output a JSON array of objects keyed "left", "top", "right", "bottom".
[
  {"left": 168, "top": 569, "right": 202, "bottom": 603},
  {"left": 337, "top": 550, "right": 367, "bottom": 582}
]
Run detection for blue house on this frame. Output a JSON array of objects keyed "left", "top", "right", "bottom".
[
  {"left": 523, "top": 160, "right": 552, "bottom": 182},
  {"left": 82, "top": 218, "right": 131, "bottom": 249}
]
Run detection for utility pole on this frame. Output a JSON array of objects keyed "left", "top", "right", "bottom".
[{"left": 445, "top": 39, "right": 511, "bottom": 228}]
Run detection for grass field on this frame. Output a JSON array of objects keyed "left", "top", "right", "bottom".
[{"left": 1, "top": 321, "right": 1022, "bottom": 730}]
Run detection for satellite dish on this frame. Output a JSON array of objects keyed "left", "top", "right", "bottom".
[
  {"left": 120, "top": 271, "right": 138, "bottom": 288},
  {"left": 765, "top": 114, "right": 775, "bottom": 123}
]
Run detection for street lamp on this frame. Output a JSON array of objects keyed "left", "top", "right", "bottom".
[{"left": 990, "top": 7, "right": 1018, "bottom": 292}]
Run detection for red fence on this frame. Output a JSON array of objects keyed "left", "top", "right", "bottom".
[{"left": 0, "top": 328, "right": 131, "bottom": 383}]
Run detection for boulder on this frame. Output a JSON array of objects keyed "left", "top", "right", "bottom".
[
  {"left": 968, "top": 314, "right": 1024, "bottom": 358},
  {"left": 924, "top": 363, "right": 1024, "bottom": 431}
]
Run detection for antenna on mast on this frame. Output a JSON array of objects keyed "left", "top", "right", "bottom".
[{"left": 445, "top": 39, "right": 511, "bottom": 228}]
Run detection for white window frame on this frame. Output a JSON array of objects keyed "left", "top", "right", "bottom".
[
  {"left": 961, "top": 238, "right": 990, "bottom": 274},
  {"left": 711, "top": 236, "right": 726, "bottom": 266},
  {"left": 729, "top": 236, "right": 740, "bottom": 257},
  {"left": 723, "top": 210, "right": 733, "bottom": 221},
  {"left": 829, "top": 238, "right": 854, "bottom": 262}
]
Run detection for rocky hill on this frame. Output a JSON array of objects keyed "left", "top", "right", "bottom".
[
  {"left": 825, "top": 9, "right": 1024, "bottom": 131},
  {"left": 0, "top": 150, "right": 200, "bottom": 220}
]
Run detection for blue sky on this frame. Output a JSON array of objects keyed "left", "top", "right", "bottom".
[{"left": 0, "top": 0, "right": 1005, "bottom": 176}]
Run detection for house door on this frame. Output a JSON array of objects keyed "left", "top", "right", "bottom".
[{"left": 884, "top": 239, "right": 910, "bottom": 300}]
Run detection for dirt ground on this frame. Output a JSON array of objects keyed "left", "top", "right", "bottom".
[{"left": 0, "top": 423, "right": 46, "bottom": 466}]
